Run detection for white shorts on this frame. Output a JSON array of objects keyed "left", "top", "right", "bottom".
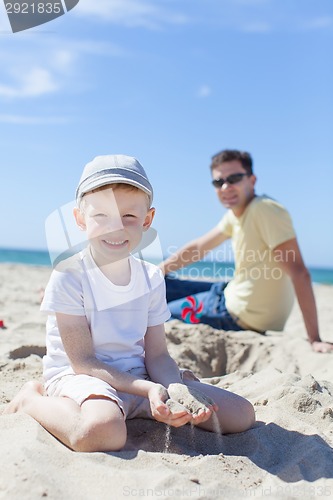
[{"left": 46, "top": 367, "right": 153, "bottom": 420}]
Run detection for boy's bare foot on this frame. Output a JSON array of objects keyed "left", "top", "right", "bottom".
[{"left": 3, "top": 381, "right": 44, "bottom": 415}]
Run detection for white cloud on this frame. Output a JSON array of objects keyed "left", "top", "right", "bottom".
[
  {"left": 0, "top": 38, "right": 75, "bottom": 99},
  {"left": 52, "top": 49, "right": 75, "bottom": 72},
  {"left": 197, "top": 85, "right": 212, "bottom": 98},
  {"left": 0, "top": 34, "right": 130, "bottom": 101},
  {"left": 0, "top": 114, "right": 70, "bottom": 124},
  {"left": 74, "top": 0, "right": 188, "bottom": 28},
  {"left": 21, "top": 67, "right": 58, "bottom": 95},
  {"left": 0, "top": 67, "right": 58, "bottom": 98},
  {"left": 301, "top": 16, "right": 333, "bottom": 31}
]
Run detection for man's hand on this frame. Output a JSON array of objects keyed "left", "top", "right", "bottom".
[{"left": 311, "top": 341, "right": 333, "bottom": 353}]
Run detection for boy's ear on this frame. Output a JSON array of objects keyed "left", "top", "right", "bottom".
[
  {"left": 143, "top": 207, "right": 155, "bottom": 232},
  {"left": 73, "top": 207, "right": 86, "bottom": 231}
]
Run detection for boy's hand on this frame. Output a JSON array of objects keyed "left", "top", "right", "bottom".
[
  {"left": 167, "top": 383, "right": 218, "bottom": 426},
  {"left": 148, "top": 383, "right": 193, "bottom": 428},
  {"left": 166, "top": 397, "right": 214, "bottom": 426}
]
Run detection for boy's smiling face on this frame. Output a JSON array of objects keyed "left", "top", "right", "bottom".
[{"left": 74, "top": 185, "right": 154, "bottom": 266}]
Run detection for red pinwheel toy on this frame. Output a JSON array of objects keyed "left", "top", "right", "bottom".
[{"left": 181, "top": 296, "right": 204, "bottom": 324}]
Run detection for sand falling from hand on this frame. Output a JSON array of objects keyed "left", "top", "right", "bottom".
[
  {"left": 164, "top": 425, "right": 171, "bottom": 453},
  {"left": 163, "top": 415, "right": 223, "bottom": 454},
  {"left": 163, "top": 422, "right": 196, "bottom": 453},
  {"left": 211, "top": 411, "right": 223, "bottom": 451},
  {"left": 165, "top": 383, "right": 223, "bottom": 453}
]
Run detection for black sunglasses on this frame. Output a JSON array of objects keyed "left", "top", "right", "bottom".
[{"left": 211, "top": 173, "right": 249, "bottom": 188}]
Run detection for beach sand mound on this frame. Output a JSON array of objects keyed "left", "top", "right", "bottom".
[{"left": 1, "top": 264, "right": 333, "bottom": 499}]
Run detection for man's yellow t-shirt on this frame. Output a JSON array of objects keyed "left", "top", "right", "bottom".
[{"left": 218, "top": 195, "right": 296, "bottom": 331}]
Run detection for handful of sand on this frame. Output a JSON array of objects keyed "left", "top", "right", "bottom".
[{"left": 166, "top": 383, "right": 215, "bottom": 415}]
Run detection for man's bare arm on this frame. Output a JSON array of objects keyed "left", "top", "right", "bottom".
[
  {"left": 274, "top": 238, "right": 333, "bottom": 353},
  {"left": 160, "top": 225, "right": 229, "bottom": 275}
]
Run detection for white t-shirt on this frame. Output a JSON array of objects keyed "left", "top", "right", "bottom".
[{"left": 41, "top": 249, "right": 170, "bottom": 386}]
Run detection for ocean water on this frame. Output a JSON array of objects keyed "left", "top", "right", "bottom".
[
  {"left": 0, "top": 247, "right": 51, "bottom": 266},
  {"left": 173, "top": 260, "right": 333, "bottom": 286},
  {"left": 0, "top": 247, "right": 332, "bottom": 286}
]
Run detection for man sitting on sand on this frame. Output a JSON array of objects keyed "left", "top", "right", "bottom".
[
  {"left": 4, "top": 154, "right": 255, "bottom": 452},
  {"left": 161, "top": 149, "right": 333, "bottom": 354}
]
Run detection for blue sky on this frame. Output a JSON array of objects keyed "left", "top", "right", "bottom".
[{"left": 0, "top": 0, "right": 332, "bottom": 268}]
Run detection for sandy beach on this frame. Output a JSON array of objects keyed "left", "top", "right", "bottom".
[{"left": 1, "top": 263, "right": 333, "bottom": 499}]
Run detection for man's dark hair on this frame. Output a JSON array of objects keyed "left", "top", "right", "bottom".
[{"left": 210, "top": 149, "right": 253, "bottom": 175}]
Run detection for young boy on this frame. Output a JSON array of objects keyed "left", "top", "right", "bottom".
[{"left": 4, "top": 155, "right": 255, "bottom": 452}]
